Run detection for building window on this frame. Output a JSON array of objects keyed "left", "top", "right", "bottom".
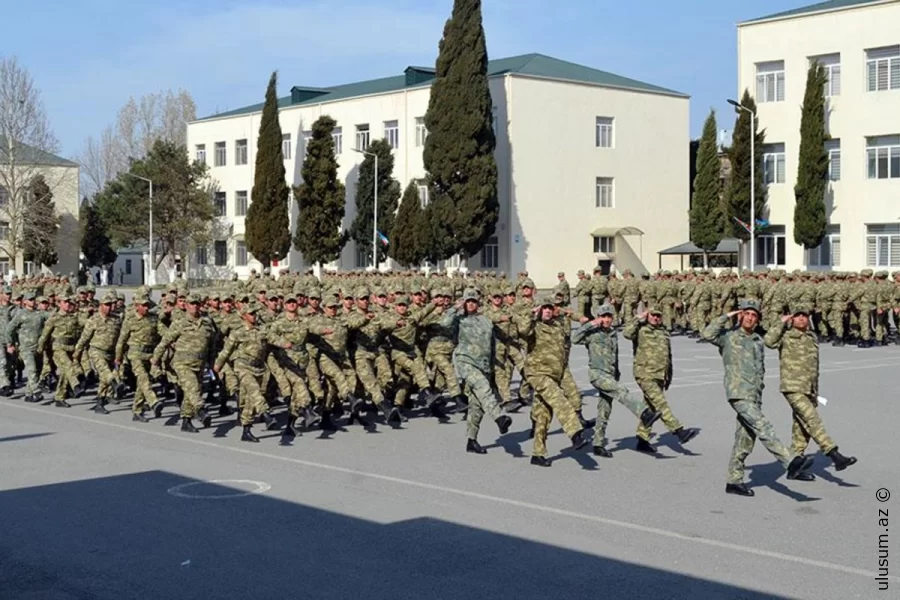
[
  {"left": 356, "top": 124, "right": 370, "bottom": 151},
  {"left": 417, "top": 182, "right": 429, "bottom": 208},
  {"left": 825, "top": 139, "right": 841, "bottom": 181},
  {"left": 282, "top": 134, "right": 292, "bottom": 160},
  {"left": 596, "top": 117, "right": 614, "bottom": 148},
  {"left": 214, "top": 141, "right": 226, "bottom": 166},
  {"left": 763, "top": 143, "right": 786, "bottom": 184},
  {"left": 195, "top": 144, "right": 206, "bottom": 164},
  {"left": 235, "top": 240, "right": 248, "bottom": 267},
  {"left": 213, "top": 191, "right": 227, "bottom": 217},
  {"left": 807, "top": 225, "right": 840, "bottom": 267},
  {"left": 867, "top": 224, "right": 900, "bottom": 267},
  {"left": 480, "top": 236, "right": 499, "bottom": 269},
  {"left": 415, "top": 117, "right": 427, "bottom": 147},
  {"left": 332, "top": 127, "right": 343, "bottom": 154},
  {"left": 866, "top": 135, "right": 900, "bottom": 179},
  {"left": 196, "top": 245, "right": 208, "bottom": 265},
  {"left": 811, "top": 54, "right": 841, "bottom": 97},
  {"left": 593, "top": 236, "right": 615, "bottom": 253},
  {"left": 355, "top": 244, "right": 369, "bottom": 268},
  {"left": 0, "top": 259, "right": 7, "bottom": 276},
  {"left": 756, "top": 226, "right": 786, "bottom": 266},
  {"left": 302, "top": 131, "right": 312, "bottom": 156},
  {"left": 444, "top": 255, "right": 461, "bottom": 269},
  {"left": 125, "top": 259, "right": 132, "bottom": 275},
  {"left": 235, "top": 191, "right": 248, "bottom": 216},
  {"left": 384, "top": 120, "right": 399, "bottom": 149},
  {"left": 756, "top": 61, "right": 785, "bottom": 103},
  {"left": 0, "top": 220, "right": 9, "bottom": 241},
  {"left": 235, "top": 139, "right": 248, "bottom": 165},
  {"left": 595, "top": 177, "right": 614, "bottom": 208},
  {"left": 214, "top": 240, "right": 227, "bottom": 266},
  {"left": 866, "top": 46, "right": 900, "bottom": 92}
]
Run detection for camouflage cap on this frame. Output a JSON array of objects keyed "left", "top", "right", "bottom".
[
  {"left": 307, "top": 287, "right": 322, "bottom": 300},
  {"left": 186, "top": 292, "right": 203, "bottom": 304},
  {"left": 577, "top": 270, "right": 585, "bottom": 276},
  {"left": 324, "top": 294, "right": 341, "bottom": 308},
  {"left": 36, "top": 295, "right": 48, "bottom": 304},
  {"left": 738, "top": 299, "right": 761, "bottom": 314},
  {"left": 373, "top": 287, "right": 388, "bottom": 297},
  {"left": 537, "top": 295, "right": 556, "bottom": 307},
  {"left": 519, "top": 278, "right": 535, "bottom": 289},
  {"left": 240, "top": 304, "right": 260, "bottom": 316},
  {"left": 436, "top": 287, "right": 452, "bottom": 298},
  {"left": 462, "top": 288, "right": 480, "bottom": 302},
  {"left": 790, "top": 303, "right": 813, "bottom": 315},
  {"left": 394, "top": 294, "right": 410, "bottom": 306},
  {"left": 133, "top": 294, "right": 153, "bottom": 306},
  {"left": 557, "top": 271, "right": 565, "bottom": 277},
  {"left": 208, "top": 292, "right": 221, "bottom": 301},
  {"left": 647, "top": 305, "right": 663, "bottom": 315},
  {"left": 21, "top": 291, "right": 35, "bottom": 301},
  {"left": 355, "top": 286, "right": 371, "bottom": 299},
  {"left": 860, "top": 268, "right": 874, "bottom": 277},
  {"left": 596, "top": 304, "right": 615, "bottom": 317},
  {"left": 100, "top": 291, "right": 117, "bottom": 305},
  {"left": 60, "top": 294, "right": 77, "bottom": 304}
]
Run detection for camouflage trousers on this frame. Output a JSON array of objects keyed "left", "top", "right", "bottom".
[
  {"left": 507, "top": 345, "right": 532, "bottom": 400},
  {"left": 727, "top": 396, "right": 795, "bottom": 484},
  {"left": 352, "top": 351, "right": 385, "bottom": 406},
  {"left": 426, "top": 347, "right": 461, "bottom": 397},
  {"left": 589, "top": 372, "right": 647, "bottom": 448},
  {"left": 874, "top": 309, "right": 890, "bottom": 342},
  {"left": 267, "top": 354, "right": 291, "bottom": 398},
  {"left": 19, "top": 348, "right": 41, "bottom": 396},
  {"left": 527, "top": 372, "right": 583, "bottom": 458},
  {"left": 219, "top": 361, "right": 239, "bottom": 396},
  {"left": 172, "top": 364, "right": 204, "bottom": 419},
  {"left": 829, "top": 305, "right": 847, "bottom": 339},
  {"left": 88, "top": 348, "right": 118, "bottom": 399},
  {"left": 0, "top": 347, "right": 9, "bottom": 388},
  {"left": 635, "top": 378, "right": 682, "bottom": 441},
  {"left": 662, "top": 302, "right": 676, "bottom": 331},
  {"left": 855, "top": 308, "right": 874, "bottom": 341},
  {"left": 280, "top": 358, "right": 312, "bottom": 417},
  {"left": 52, "top": 348, "right": 82, "bottom": 401},
  {"left": 691, "top": 304, "right": 711, "bottom": 331},
  {"left": 318, "top": 353, "right": 356, "bottom": 408},
  {"left": 492, "top": 347, "right": 512, "bottom": 405},
  {"left": 783, "top": 392, "right": 836, "bottom": 455},
  {"left": 815, "top": 309, "right": 831, "bottom": 337},
  {"left": 390, "top": 351, "right": 430, "bottom": 407},
  {"left": 236, "top": 367, "right": 269, "bottom": 427},
  {"left": 561, "top": 367, "right": 582, "bottom": 413},
  {"left": 457, "top": 361, "right": 502, "bottom": 441},
  {"left": 129, "top": 355, "right": 159, "bottom": 415}
]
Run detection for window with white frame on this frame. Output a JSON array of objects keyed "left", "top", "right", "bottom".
[
  {"left": 595, "top": 177, "right": 614, "bottom": 208},
  {"left": 384, "top": 120, "right": 399, "bottom": 149},
  {"left": 418, "top": 182, "right": 429, "bottom": 208},
  {"left": 415, "top": 117, "right": 427, "bottom": 147},
  {"left": 302, "top": 131, "right": 312, "bottom": 156},
  {"left": 826, "top": 139, "right": 841, "bottom": 181},
  {"left": 282, "top": 134, "right": 291, "bottom": 160},
  {"left": 195, "top": 245, "right": 208, "bottom": 265},
  {"left": 355, "top": 244, "right": 369, "bottom": 268},
  {"left": 356, "top": 124, "right": 370, "bottom": 151},
  {"left": 811, "top": 53, "right": 841, "bottom": 97},
  {"left": 235, "top": 139, "right": 248, "bottom": 165},
  {"left": 235, "top": 240, "right": 248, "bottom": 267},
  {"left": 866, "top": 135, "right": 900, "bottom": 179},
  {"left": 593, "top": 236, "right": 615, "bottom": 253},
  {"left": 214, "top": 240, "right": 227, "bottom": 266},
  {"left": 867, "top": 224, "right": 900, "bottom": 267},
  {"left": 195, "top": 144, "right": 206, "bottom": 164},
  {"left": 480, "top": 236, "right": 499, "bottom": 269},
  {"left": 763, "top": 143, "right": 786, "bottom": 184},
  {"left": 332, "top": 127, "right": 343, "bottom": 154},
  {"left": 755, "top": 225, "right": 786, "bottom": 266},
  {"left": 596, "top": 117, "right": 614, "bottom": 148},
  {"left": 213, "top": 191, "right": 226, "bottom": 217},
  {"left": 235, "top": 191, "right": 248, "bottom": 216},
  {"left": 756, "top": 61, "right": 785, "bottom": 103},
  {"left": 866, "top": 46, "right": 900, "bottom": 92},
  {"left": 807, "top": 225, "right": 840, "bottom": 267},
  {"left": 0, "top": 259, "right": 8, "bottom": 277},
  {"left": 214, "top": 141, "right": 226, "bottom": 166}
]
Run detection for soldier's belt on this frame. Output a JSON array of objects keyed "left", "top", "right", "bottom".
[
  {"left": 235, "top": 357, "right": 265, "bottom": 369},
  {"left": 54, "top": 337, "right": 78, "bottom": 346},
  {"left": 89, "top": 346, "right": 114, "bottom": 356}
]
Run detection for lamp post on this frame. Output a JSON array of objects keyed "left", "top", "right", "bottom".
[
  {"left": 125, "top": 173, "right": 154, "bottom": 285},
  {"left": 727, "top": 98, "right": 757, "bottom": 271},
  {"left": 351, "top": 148, "right": 378, "bottom": 270}
]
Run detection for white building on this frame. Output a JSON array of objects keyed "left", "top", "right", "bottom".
[
  {"left": 738, "top": 0, "right": 900, "bottom": 271},
  {"left": 187, "top": 53, "right": 690, "bottom": 288}
]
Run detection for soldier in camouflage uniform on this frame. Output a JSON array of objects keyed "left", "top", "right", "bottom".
[
  {"left": 0, "top": 287, "right": 16, "bottom": 396},
  {"left": 702, "top": 300, "right": 814, "bottom": 497},
  {"left": 37, "top": 295, "right": 87, "bottom": 407},
  {"left": 555, "top": 272, "right": 570, "bottom": 305},
  {"left": 115, "top": 294, "right": 165, "bottom": 422},
  {"left": 7, "top": 291, "right": 50, "bottom": 403},
  {"left": 573, "top": 270, "right": 590, "bottom": 319},
  {"left": 75, "top": 292, "right": 123, "bottom": 413},
  {"left": 764, "top": 305, "right": 857, "bottom": 475}
]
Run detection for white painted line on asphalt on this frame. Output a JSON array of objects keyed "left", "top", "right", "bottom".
[
  {"left": 167, "top": 479, "right": 271, "bottom": 499},
  {"left": 1, "top": 400, "right": 893, "bottom": 583}
]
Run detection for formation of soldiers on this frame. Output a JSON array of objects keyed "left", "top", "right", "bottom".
[{"left": 0, "top": 264, "right": 864, "bottom": 494}]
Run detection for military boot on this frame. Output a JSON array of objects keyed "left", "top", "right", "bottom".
[
  {"left": 241, "top": 425, "right": 259, "bottom": 443},
  {"left": 180, "top": 417, "right": 199, "bottom": 433},
  {"left": 132, "top": 413, "right": 149, "bottom": 423},
  {"left": 635, "top": 437, "right": 655, "bottom": 454},
  {"left": 466, "top": 439, "right": 487, "bottom": 454},
  {"left": 196, "top": 408, "right": 212, "bottom": 428},
  {"left": 152, "top": 401, "right": 165, "bottom": 418},
  {"left": 381, "top": 403, "right": 402, "bottom": 429},
  {"left": 640, "top": 408, "right": 662, "bottom": 428},
  {"left": 787, "top": 455, "right": 814, "bottom": 479},
  {"left": 570, "top": 430, "right": 588, "bottom": 450},
  {"left": 530, "top": 456, "right": 551, "bottom": 467},
  {"left": 262, "top": 412, "right": 280, "bottom": 431},
  {"left": 92, "top": 398, "right": 109, "bottom": 414},
  {"left": 827, "top": 447, "right": 858, "bottom": 471},
  {"left": 282, "top": 415, "right": 300, "bottom": 438},
  {"left": 303, "top": 406, "right": 322, "bottom": 429},
  {"left": 576, "top": 411, "right": 596, "bottom": 429},
  {"left": 495, "top": 415, "right": 512, "bottom": 434},
  {"left": 725, "top": 483, "right": 754, "bottom": 497},
  {"left": 675, "top": 427, "right": 699, "bottom": 444},
  {"left": 54, "top": 399, "right": 71, "bottom": 408},
  {"left": 593, "top": 446, "right": 613, "bottom": 458}
]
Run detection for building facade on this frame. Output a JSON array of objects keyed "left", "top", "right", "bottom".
[
  {"left": 187, "top": 53, "right": 690, "bottom": 288},
  {"left": 738, "top": 0, "right": 900, "bottom": 271}
]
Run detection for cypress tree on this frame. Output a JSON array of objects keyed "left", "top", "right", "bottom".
[
  {"left": 725, "top": 89, "right": 766, "bottom": 240},
  {"left": 293, "top": 115, "right": 347, "bottom": 266},
  {"left": 23, "top": 174, "right": 60, "bottom": 267},
  {"left": 690, "top": 109, "right": 724, "bottom": 262},
  {"left": 245, "top": 71, "right": 291, "bottom": 267},
  {"left": 424, "top": 195, "right": 457, "bottom": 265},
  {"left": 80, "top": 199, "right": 116, "bottom": 267},
  {"left": 793, "top": 62, "right": 829, "bottom": 249},
  {"left": 349, "top": 139, "right": 400, "bottom": 265},
  {"left": 423, "top": 0, "right": 498, "bottom": 260},
  {"left": 389, "top": 181, "right": 427, "bottom": 267}
]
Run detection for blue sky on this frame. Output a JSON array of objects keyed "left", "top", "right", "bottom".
[{"left": 7, "top": 0, "right": 813, "bottom": 157}]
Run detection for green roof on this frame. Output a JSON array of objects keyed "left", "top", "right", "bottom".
[
  {"left": 741, "top": 0, "right": 889, "bottom": 24},
  {"left": 197, "top": 53, "right": 687, "bottom": 122},
  {"left": 0, "top": 135, "right": 78, "bottom": 167}
]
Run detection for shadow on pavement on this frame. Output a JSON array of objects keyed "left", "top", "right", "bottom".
[
  {"left": 0, "top": 471, "right": 794, "bottom": 600},
  {"left": 0, "top": 432, "right": 53, "bottom": 444}
]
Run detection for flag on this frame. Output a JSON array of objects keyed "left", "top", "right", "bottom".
[
  {"left": 732, "top": 216, "right": 752, "bottom": 234},
  {"left": 733, "top": 216, "right": 769, "bottom": 234},
  {"left": 377, "top": 231, "right": 389, "bottom": 246}
]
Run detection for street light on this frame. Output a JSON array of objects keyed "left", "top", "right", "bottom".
[
  {"left": 125, "top": 173, "right": 154, "bottom": 286},
  {"left": 351, "top": 148, "right": 378, "bottom": 270},
  {"left": 727, "top": 98, "right": 757, "bottom": 272}
]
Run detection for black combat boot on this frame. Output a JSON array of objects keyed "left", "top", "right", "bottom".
[
  {"left": 320, "top": 410, "right": 338, "bottom": 431},
  {"left": 303, "top": 406, "right": 322, "bottom": 429},
  {"left": 241, "top": 425, "right": 259, "bottom": 443},
  {"left": 826, "top": 447, "right": 858, "bottom": 471},
  {"left": 196, "top": 408, "right": 212, "bottom": 428},
  {"left": 495, "top": 415, "right": 512, "bottom": 435},
  {"left": 787, "top": 470, "right": 815, "bottom": 481},
  {"left": 530, "top": 456, "right": 551, "bottom": 467},
  {"left": 570, "top": 429, "right": 588, "bottom": 450},
  {"left": 466, "top": 439, "right": 487, "bottom": 454},
  {"left": 635, "top": 437, "right": 655, "bottom": 454},
  {"left": 262, "top": 412, "right": 280, "bottom": 431},
  {"left": 54, "top": 399, "right": 71, "bottom": 408},
  {"left": 92, "top": 398, "right": 109, "bottom": 414},
  {"left": 132, "top": 413, "right": 149, "bottom": 423},
  {"left": 381, "top": 403, "right": 402, "bottom": 428},
  {"left": 640, "top": 408, "right": 662, "bottom": 428},
  {"left": 787, "top": 455, "right": 814, "bottom": 479},
  {"left": 181, "top": 417, "right": 199, "bottom": 433},
  {"left": 593, "top": 446, "right": 613, "bottom": 458},
  {"left": 152, "top": 401, "right": 165, "bottom": 418},
  {"left": 675, "top": 427, "right": 699, "bottom": 444},
  {"left": 577, "top": 411, "right": 596, "bottom": 429},
  {"left": 725, "top": 483, "right": 754, "bottom": 497},
  {"left": 283, "top": 415, "right": 300, "bottom": 438}
]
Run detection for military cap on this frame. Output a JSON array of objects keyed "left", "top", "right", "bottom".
[
  {"left": 790, "top": 304, "right": 812, "bottom": 316},
  {"left": 435, "top": 287, "right": 452, "bottom": 297},
  {"left": 133, "top": 294, "right": 153, "bottom": 306},
  {"left": 647, "top": 305, "right": 663, "bottom": 315},
  {"left": 36, "top": 295, "right": 48, "bottom": 304},
  {"left": 256, "top": 285, "right": 268, "bottom": 294},
  {"left": 85, "top": 284, "right": 96, "bottom": 293},
  {"left": 537, "top": 295, "right": 556, "bottom": 307},
  {"left": 373, "top": 287, "right": 388, "bottom": 297},
  {"left": 596, "top": 304, "right": 615, "bottom": 317},
  {"left": 99, "top": 291, "right": 117, "bottom": 304},
  {"left": 208, "top": 292, "right": 221, "bottom": 301},
  {"left": 860, "top": 268, "right": 873, "bottom": 277},
  {"left": 875, "top": 270, "right": 889, "bottom": 279},
  {"left": 503, "top": 285, "right": 516, "bottom": 295},
  {"left": 22, "top": 290, "right": 36, "bottom": 301},
  {"left": 490, "top": 288, "right": 504, "bottom": 297},
  {"left": 557, "top": 271, "right": 565, "bottom": 277},
  {"left": 593, "top": 266, "right": 603, "bottom": 273},
  {"left": 240, "top": 304, "right": 260, "bottom": 316},
  {"left": 463, "top": 289, "right": 480, "bottom": 302},
  {"left": 340, "top": 287, "right": 355, "bottom": 298},
  {"left": 519, "top": 278, "right": 536, "bottom": 289},
  {"left": 738, "top": 299, "right": 761, "bottom": 314},
  {"left": 186, "top": 292, "right": 203, "bottom": 304},
  {"left": 577, "top": 270, "right": 585, "bottom": 276},
  {"left": 307, "top": 287, "right": 322, "bottom": 300},
  {"left": 355, "top": 286, "right": 371, "bottom": 298},
  {"left": 324, "top": 294, "right": 341, "bottom": 308},
  {"left": 394, "top": 295, "right": 410, "bottom": 306}
]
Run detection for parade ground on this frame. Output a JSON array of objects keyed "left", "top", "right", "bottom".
[{"left": 0, "top": 334, "right": 896, "bottom": 599}]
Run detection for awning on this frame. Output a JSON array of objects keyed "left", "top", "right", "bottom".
[
  {"left": 590, "top": 226, "right": 644, "bottom": 237},
  {"left": 657, "top": 238, "right": 740, "bottom": 255}
]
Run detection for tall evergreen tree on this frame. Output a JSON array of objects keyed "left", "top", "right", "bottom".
[
  {"left": 424, "top": 195, "right": 457, "bottom": 265},
  {"left": 80, "top": 199, "right": 116, "bottom": 267},
  {"left": 389, "top": 181, "right": 428, "bottom": 267},
  {"left": 23, "top": 174, "right": 60, "bottom": 267},
  {"left": 423, "top": 0, "right": 498, "bottom": 260},
  {"left": 293, "top": 115, "right": 346, "bottom": 266},
  {"left": 246, "top": 71, "right": 291, "bottom": 267},
  {"left": 349, "top": 139, "right": 400, "bottom": 265},
  {"left": 793, "top": 62, "right": 830, "bottom": 250},
  {"left": 690, "top": 110, "right": 725, "bottom": 264},
  {"left": 725, "top": 89, "right": 766, "bottom": 240}
]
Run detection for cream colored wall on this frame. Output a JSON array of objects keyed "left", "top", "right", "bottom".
[{"left": 738, "top": 0, "right": 900, "bottom": 270}]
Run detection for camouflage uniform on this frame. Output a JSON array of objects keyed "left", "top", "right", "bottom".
[
  {"left": 115, "top": 295, "right": 162, "bottom": 418},
  {"left": 0, "top": 289, "right": 16, "bottom": 394},
  {"left": 37, "top": 297, "right": 84, "bottom": 404},
  {"left": 7, "top": 293, "right": 50, "bottom": 401},
  {"left": 75, "top": 292, "right": 123, "bottom": 407},
  {"left": 484, "top": 289, "right": 514, "bottom": 406}
]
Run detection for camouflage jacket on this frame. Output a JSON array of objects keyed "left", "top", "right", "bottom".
[
  {"left": 517, "top": 313, "right": 567, "bottom": 380},
  {"left": 701, "top": 315, "right": 766, "bottom": 400},
  {"left": 440, "top": 307, "right": 494, "bottom": 373},
  {"left": 623, "top": 319, "right": 672, "bottom": 384},
  {"left": 571, "top": 322, "right": 620, "bottom": 381},
  {"left": 115, "top": 311, "right": 161, "bottom": 361},
  {"left": 764, "top": 321, "right": 819, "bottom": 395}
]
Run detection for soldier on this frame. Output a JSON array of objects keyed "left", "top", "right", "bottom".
[
  {"left": 764, "top": 305, "right": 857, "bottom": 476},
  {"left": 623, "top": 307, "right": 699, "bottom": 452},
  {"left": 484, "top": 287, "right": 516, "bottom": 408},
  {"left": 701, "top": 300, "right": 814, "bottom": 497},
  {"left": 116, "top": 294, "right": 165, "bottom": 422},
  {"left": 573, "top": 270, "right": 590, "bottom": 319},
  {"left": 75, "top": 292, "right": 123, "bottom": 413},
  {"left": 0, "top": 287, "right": 16, "bottom": 396},
  {"left": 36, "top": 294, "right": 87, "bottom": 407},
  {"left": 572, "top": 304, "right": 661, "bottom": 457},
  {"left": 439, "top": 289, "right": 512, "bottom": 454},
  {"left": 556, "top": 272, "right": 571, "bottom": 306},
  {"left": 7, "top": 291, "right": 50, "bottom": 403}
]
